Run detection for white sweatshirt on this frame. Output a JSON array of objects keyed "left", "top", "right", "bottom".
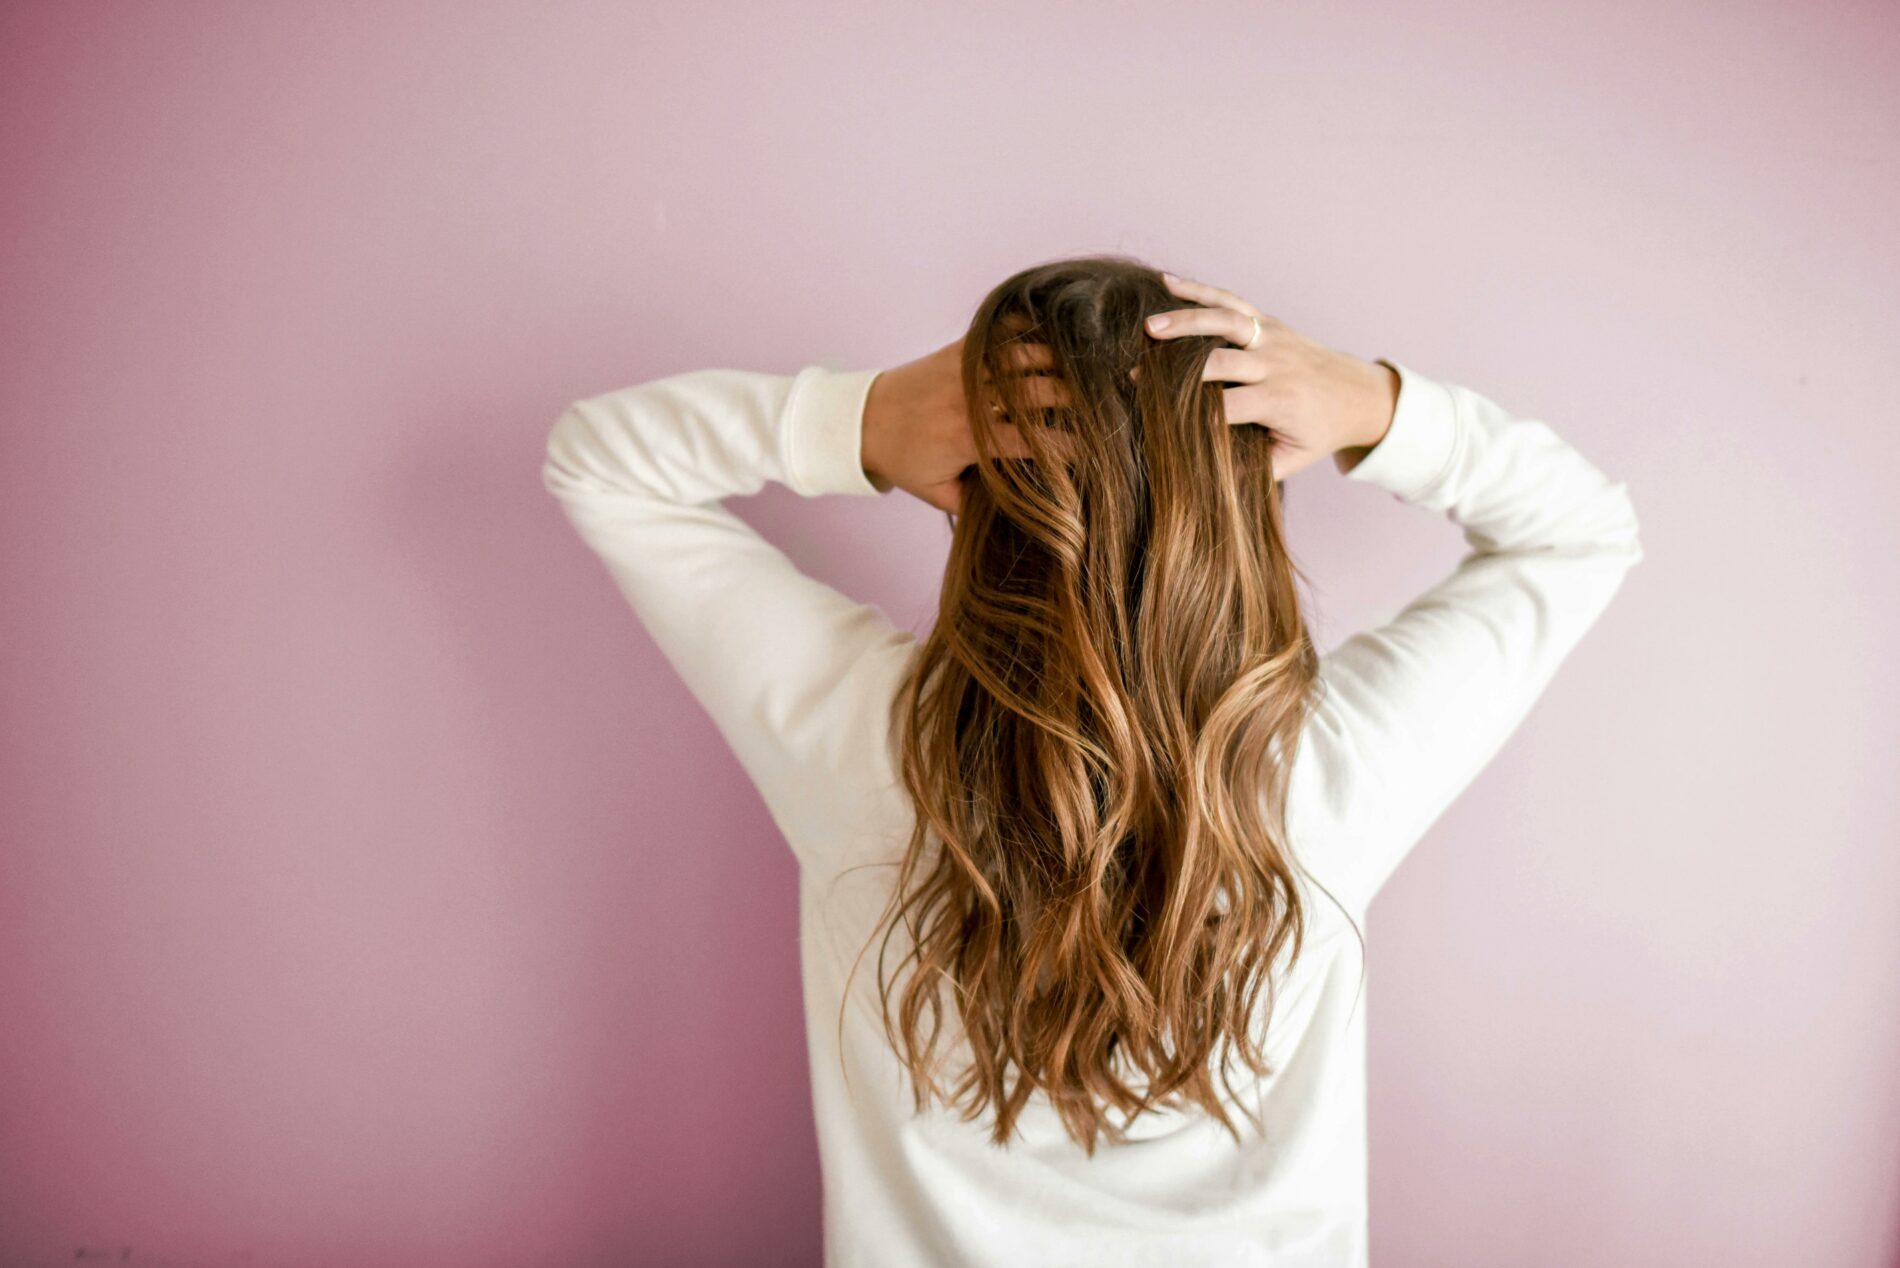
[{"left": 541, "top": 355, "right": 1642, "bottom": 1268}]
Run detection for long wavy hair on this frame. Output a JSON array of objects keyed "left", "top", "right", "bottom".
[{"left": 858, "top": 254, "right": 1332, "bottom": 1154}]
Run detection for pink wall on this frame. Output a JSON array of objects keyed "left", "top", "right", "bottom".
[{"left": 3, "top": 3, "right": 1896, "bottom": 1265}]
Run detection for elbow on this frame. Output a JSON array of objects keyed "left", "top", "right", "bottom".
[
  {"left": 1539, "top": 477, "right": 1644, "bottom": 573},
  {"left": 1609, "top": 479, "right": 1643, "bottom": 569},
  {"left": 1572, "top": 478, "right": 1644, "bottom": 578},
  {"left": 541, "top": 401, "right": 599, "bottom": 502},
  {"left": 541, "top": 391, "right": 674, "bottom": 509}
]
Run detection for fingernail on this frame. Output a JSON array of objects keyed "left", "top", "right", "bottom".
[
  {"left": 1162, "top": 272, "right": 1178, "bottom": 282},
  {"left": 1147, "top": 314, "right": 1171, "bottom": 330}
]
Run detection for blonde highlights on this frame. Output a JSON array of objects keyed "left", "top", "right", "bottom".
[{"left": 860, "top": 255, "right": 1326, "bottom": 1153}]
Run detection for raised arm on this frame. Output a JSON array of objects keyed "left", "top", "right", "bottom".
[
  {"left": 540, "top": 365, "right": 919, "bottom": 870},
  {"left": 1292, "top": 360, "right": 1644, "bottom": 914}
]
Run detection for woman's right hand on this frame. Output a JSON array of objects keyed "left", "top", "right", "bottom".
[
  {"left": 864, "top": 337, "right": 1071, "bottom": 514},
  {"left": 1142, "top": 272, "right": 1399, "bottom": 481}
]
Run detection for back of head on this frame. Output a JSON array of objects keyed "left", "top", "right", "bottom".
[{"left": 867, "top": 253, "right": 1324, "bottom": 1153}]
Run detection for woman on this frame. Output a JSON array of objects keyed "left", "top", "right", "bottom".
[{"left": 541, "top": 256, "right": 1642, "bottom": 1267}]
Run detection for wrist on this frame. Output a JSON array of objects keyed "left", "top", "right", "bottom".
[
  {"left": 1332, "top": 357, "right": 1399, "bottom": 475},
  {"left": 860, "top": 371, "right": 897, "bottom": 492},
  {"left": 1353, "top": 358, "right": 1398, "bottom": 451}
]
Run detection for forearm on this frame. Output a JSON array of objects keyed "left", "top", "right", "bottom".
[
  {"left": 543, "top": 366, "right": 885, "bottom": 509},
  {"left": 1300, "top": 360, "right": 1643, "bottom": 908}
]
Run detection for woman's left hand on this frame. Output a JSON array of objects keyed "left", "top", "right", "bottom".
[
  {"left": 862, "top": 337, "right": 1071, "bottom": 514},
  {"left": 1142, "top": 272, "right": 1398, "bottom": 481}
]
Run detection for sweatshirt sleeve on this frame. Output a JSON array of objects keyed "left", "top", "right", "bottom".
[
  {"left": 1288, "top": 360, "right": 1644, "bottom": 917},
  {"left": 540, "top": 365, "right": 919, "bottom": 870}
]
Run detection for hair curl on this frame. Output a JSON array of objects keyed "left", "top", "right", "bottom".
[{"left": 853, "top": 254, "right": 1334, "bottom": 1153}]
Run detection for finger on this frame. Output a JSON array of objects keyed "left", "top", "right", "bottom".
[
  {"left": 982, "top": 372, "right": 1074, "bottom": 412},
  {"left": 993, "top": 342, "right": 1055, "bottom": 372},
  {"left": 985, "top": 354, "right": 1069, "bottom": 405},
  {"left": 1160, "top": 273, "right": 1263, "bottom": 319},
  {"left": 1218, "top": 382, "right": 1273, "bottom": 427},
  {"left": 1201, "top": 346, "right": 1269, "bottom": 385},
  {"left": 1128, "top": 354, "right": 1268, "bottom": 399},
  {"left": 1012, "top": 373, "right": 1073, "bottom": 410},
  {"left": 1001, "top": 420, "right": 1080, "bottom": 458},
  {"left": 1145, "top": 305, "right": 1264, "bottom": 348}
]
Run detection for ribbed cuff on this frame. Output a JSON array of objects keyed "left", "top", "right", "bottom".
[
  {"left": 782, "top": 365, "right": 885, "bottom": 498},
  {"left": 1343, "top": 359, "right": 1460, "bottom": 501}
]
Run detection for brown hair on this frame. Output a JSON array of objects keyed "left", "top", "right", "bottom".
[{"left": 857, "top": 254, "right": 1331, "bottom": 1153}]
